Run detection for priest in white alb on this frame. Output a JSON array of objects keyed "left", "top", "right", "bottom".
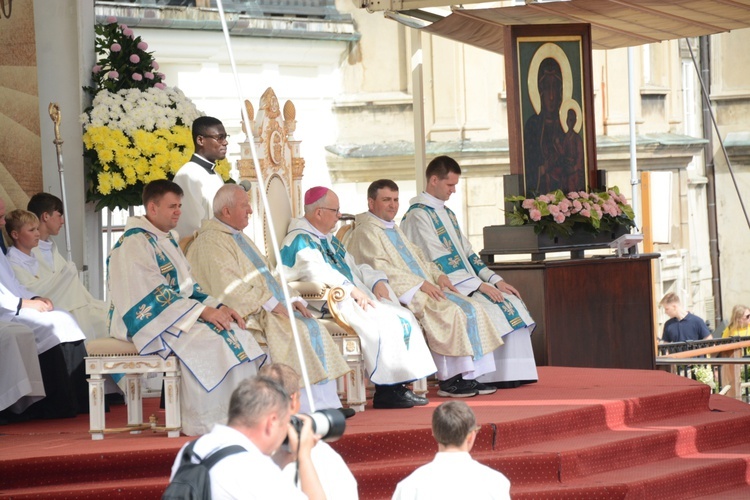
[
  {"left": 347, "top": 180, "right": 507, "bottom": 399},
  {"left": 401, "top": 156, "right": 537, "bottom": 388},
  {"left": 107, "top": 180, "right": 266, "bottom": 436},
  {"left": 280, "top": 187, "right": 436, "bottom": 409},
  {"left": 187, "top": 184, "right": 351, "bottom": 413}
]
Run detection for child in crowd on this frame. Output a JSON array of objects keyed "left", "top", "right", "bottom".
[{"left": 5, "top": 203, "right": 107, "bottom": 341}]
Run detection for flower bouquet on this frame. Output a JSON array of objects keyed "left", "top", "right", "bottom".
[
  {"left": 81, "top": 18, "right": 230, "bottom": 211},
  {"left": 505, "top": 187, "right": 636, "bottom": 239}
]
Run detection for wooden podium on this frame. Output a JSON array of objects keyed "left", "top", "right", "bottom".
[{"left": 488, "top": 255, "right": 657, "bottom": 370}]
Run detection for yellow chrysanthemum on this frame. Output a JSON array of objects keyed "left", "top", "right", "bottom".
[
  {"left": 111, "top": 173, "right": 127, "bottom": 191},
  {"left": 97, "top": 172, "right": 112, "bottom": 195},
  {"left": 215, "top": 159, "right": 231, "bottom": 181}
]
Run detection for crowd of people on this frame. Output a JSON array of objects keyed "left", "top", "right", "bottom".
[{"left": 1, "top": 115, "right": 544, "bottom": 497}]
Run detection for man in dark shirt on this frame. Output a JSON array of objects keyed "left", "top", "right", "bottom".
[{"left": 659, "top": 292, "right": 711, "bottom": 342}]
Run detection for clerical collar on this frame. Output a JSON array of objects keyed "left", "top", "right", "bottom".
[
  {"left": 367, "top": 211, "right": 396, "bottom": 229},
  {"left": 215, "top": 218, "right": 240, "bottom": 235},
  {"left": 190, "top": 154, "right": 216, "bottom": 175},
  {"left": 302, "top": 218, "right": 328, "bottom": 239},
  {"left": 422, "top": 191, "right": 445, "bottom": 209}
]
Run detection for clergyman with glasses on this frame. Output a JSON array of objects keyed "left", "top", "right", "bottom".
[
  {"left": 280, "top": 187, "right": 437, "bottom": 410},
  {"left": 173, "top": 116, "right": 231, "bottom": 239}
]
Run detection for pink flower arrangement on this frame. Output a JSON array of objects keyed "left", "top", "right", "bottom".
[
  {"left": 506, "top": 187, "right": 636, "bottom": 238},
  {"left": 85, "top": 17, "right": 167, "bottom": 96}
]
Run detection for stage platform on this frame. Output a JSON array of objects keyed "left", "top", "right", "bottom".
[{"left": 3, "top": 366, "right": 750, "bottom": 499}]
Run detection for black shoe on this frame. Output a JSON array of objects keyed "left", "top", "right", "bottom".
[
  {"left": 436, "top": 375, "right": 478, "bottom": 398},
  {"left": 373, "top": 386, "right": 415, "bottom": 409},
  {"left": 464, "top": 379, "right": 497, "bottom": 395},
  {"left": 339, "top": 407, "right": 356, "bottom": 419},
  {"left": 399, "top": 386, "right": 429, "bottom": 406}
]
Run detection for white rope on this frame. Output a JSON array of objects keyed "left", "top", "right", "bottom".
[{"left": 215, "top": 1, "right": 317, "bottom": 411}]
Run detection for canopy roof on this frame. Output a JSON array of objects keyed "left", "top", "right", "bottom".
[{"left": 371, "top": 0, "right": 750, "bottom": 52}]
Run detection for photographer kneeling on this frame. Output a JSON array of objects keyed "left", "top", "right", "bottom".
[{"left": 168, "top": 375, "right": 326, "bottom": 500}]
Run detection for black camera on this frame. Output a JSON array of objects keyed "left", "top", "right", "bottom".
[{"left": 286, "top": 408, "right": 346, "bottom": 445}]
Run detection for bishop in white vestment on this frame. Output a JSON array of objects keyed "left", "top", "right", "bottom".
[
  {"left": 280, "top": 187, "right": 436, "bottom": 408},
  {"left": 187, "top": 185, "right": 350, "bottom": 412},
  {"left": 107, "top": 181, "right": 265, "bottom": 435},
  {"left": 401, "top": 158, "right": 537, "bottom": 386}
]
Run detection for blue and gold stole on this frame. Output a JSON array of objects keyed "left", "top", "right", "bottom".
[
  {"left": 233, "top": 232, "right": 327, "bottom": 372},
  {"left": 108, "top": 227, "right": 247, "bottom": 362},
  {"left": 404, "top": 203, "right": 526, "bottom": 330},
  {"left": 281, "top": 231, "right": 354, "bottom": 283},
  {"left": 383, "top": 227, "right": 482, "bottom": 359}
]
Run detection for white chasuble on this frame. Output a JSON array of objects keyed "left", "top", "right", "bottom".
[
  {"left": 187, "top": 219, "right": 350, "bottom": 386},
  {"left": 107, "top": 216, "right": 266, "bottom": 436},
  {"left": 9, "top": 244, "right": 108, "bottom": 341},
  {"left": 280, "top": 217, "right": 436, "bottom": 385},
  {"left": 401, "top": 192, "right": 538, "bottom": 383},
  {"left": 347, "top": 212, "right": 504, "bottom": 362}
]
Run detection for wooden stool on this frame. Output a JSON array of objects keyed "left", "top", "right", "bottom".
[{"left": 85, "top": 338, "right": 181, "bottom": 440}]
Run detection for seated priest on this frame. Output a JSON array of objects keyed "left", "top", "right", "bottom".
[
  {"left": 6, "top": 204, "right": 108, "bottom": 341},
  {"left": 346, "top": 180, "right": 509, "bottom": 399},
  {"left": 0, "top": 198, "right": 88, "bottom": 418},
  {"left": 107, "top": 180, "right": 266, "bottom": 436},
  {"left": 186, "top": 184, "right": 351, "bottom": 414},
  {"left": 280, "top": 187, "right": 437, "bottom": 409},
  {"left": 400, "top": 156, "right": 537, "bottom": 388}
]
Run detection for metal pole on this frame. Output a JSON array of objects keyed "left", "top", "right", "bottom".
[
  {"left": 627, "top": 47, "right": 641, "bottom": 230},
  {"left": 48, "top": 103, "right": 74, "bottom": 262},
  {"left": 411, "top": 28, "right": 426, "bottom": 194}
]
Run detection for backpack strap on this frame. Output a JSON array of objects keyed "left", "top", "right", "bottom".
[{"left": 200, "top": 445, "right": 247, "bottom": 470}]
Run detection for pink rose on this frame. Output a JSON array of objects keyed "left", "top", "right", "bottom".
[
  {"left": 122, "top": 28, "right": 133, "bottom": 37},
  {"left": 106, "top": 16, "right": 117, "bottom": 24},
  {"left": 559, "top": 199, "right": 572, "bottom": 212},
  {"left": 606, "top": 205, "right": 618, "bottom": 217},
  {"left": 151, "top": 61, "right": 160, "bottom": 70},
  {"left": 580, "top": 209, "right": 591, "bottom": 217},
  {"left": 108, "top": 71, "right": 119, "bottom": 79},
  {"left": 530, "top": 209, "right": 542, "bottom": 222},
  {"left": 538, "top": 194, "right": 551, "bottom": 203},
  {"left": 144, "top": 72, "right": 154, "bottom": 80},
  {"left": 554, "top": 213, "right": 566, "bottom": 224},
  {"left": 572, "top": 200, "right": 582, "bottom": 212},
  {"left": 619, "top": 194, "right": 628, "bottom": 204},
  {"left": 132, "top": 73, "right": 143, "bottom": 81},
  {"left": 154, "top": 83, "right": 166, "bottom": 90},
  {"left": 110, "top": 43, "right": 121, "bottom": 52},
  {"left": 129, "top": 54, "right": 140, "bottom": 64},
  {"left": 521, "top": 199, "right": 535, "bottom": 210},
  {"left": 137, "top": 41, "right": 148, "bottom": 50},
  {"left": 580, "top": 192, "right": 590, "bottom": 199},
  {"left": 157, "top": 72, "right": 166, "bottom": 80},
  {"left": 583, "top": 202, "right": 591, "bottom": 210},
  {"left": 548, "top": 204, "right": 560, "bottom": 216},
  {"left": 568, "top": 192, "right": 580, "bottom": 199},
  {"left": 92, "top": 64, "right": 102, "bottom": 74}
]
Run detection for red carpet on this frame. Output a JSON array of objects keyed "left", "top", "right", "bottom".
[{"left": 2, "top": 367, "right": 750, "bottom": 498}]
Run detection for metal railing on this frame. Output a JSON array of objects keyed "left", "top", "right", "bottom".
[
  {"left": 99, "top": 0, "right": 346, "bottom": 20},
  {"left": 656, "top": 337, "right": 750, "bottom": 400}
]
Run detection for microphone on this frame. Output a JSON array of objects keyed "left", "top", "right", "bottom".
[{"left": 239, "top": 179, "right": 252, "bottom": 192}]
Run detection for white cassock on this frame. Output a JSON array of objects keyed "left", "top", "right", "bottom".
[
  {"left": 280, "top": 217, "right": 437, "bottom": 385},
  {"left": 173, "top": 154, "right": 225, "bottom": 239},
  {"left": 0, "top": 250, "right": 85, "bottom": 354},
  {"left": 8, "top": 242, "right": 108, "bottom": 341},
  {"left": 107, "top": 216, "right": 266, "bottom": 436},
  {"left": 401, "top": 192, "right": 538, "bottom": 384},
  {"left": 392, "top": 452, "right": 511, "bottom": 500},
  {"left": 0, "top": 321, "right": 45, "bottom": 413}
]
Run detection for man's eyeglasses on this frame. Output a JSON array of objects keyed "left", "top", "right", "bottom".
[
  {"left": 202, "top": 134, "right": 230, "bottom": 142},
  {"left": 319, "top": 207, "right": 341, "bottom": 215}
]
